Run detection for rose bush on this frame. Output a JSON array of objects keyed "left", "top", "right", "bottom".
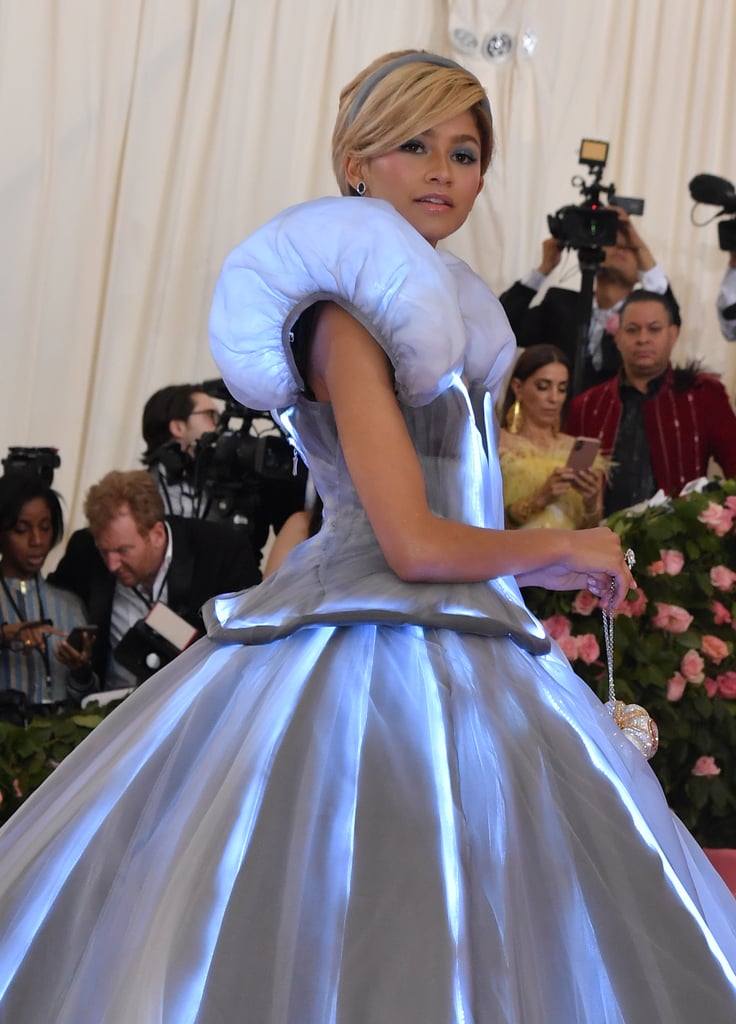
[{"left": 523, "top": 479, "right": 736, "bottom": 847}]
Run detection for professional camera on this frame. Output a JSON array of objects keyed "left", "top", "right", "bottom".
[
  {"left": 548, "top": 139, "right": 644, "bottom": 253},
  {"left": 688, "top": 173, "right": 736, "bottom": 251},
  {"left": 2, "top": 447, "right": 60, "bottom": 486},
  {"left": 189, "top": 379, "right": 308, "bottom": 553}
]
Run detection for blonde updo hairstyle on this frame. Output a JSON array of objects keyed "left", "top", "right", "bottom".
[{"left": 332, "top": 49, "right": 494, "bottom": 196}]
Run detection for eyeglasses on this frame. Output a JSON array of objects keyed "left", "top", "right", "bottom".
[{"left": 188, "top": 409, "right": 220, "bottom": 426}]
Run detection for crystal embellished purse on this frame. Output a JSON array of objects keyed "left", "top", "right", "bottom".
[{"left": 601, "top": 551, "right": 659, "bottom": 760}]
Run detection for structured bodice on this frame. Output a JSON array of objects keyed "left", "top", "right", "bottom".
[
  {"left": 204, "top": 196, "right": 549, "bottom": 653},
  {"left": 205, "top": 380, "right": 548, "bottom": 654}
]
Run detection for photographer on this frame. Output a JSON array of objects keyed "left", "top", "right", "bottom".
[
  {"left": 688, "top": 174, "right": 736, "bottom": 342},
  {"left": 500, "top": 206, "right": 680, "bottom": 392},
  {"left": 144, "top": 381, "right": 308, "bottom": 565},
  {"left": 49, "top": 470, "right": 261, "bottom": 688},
  {"left": 717, "top": 251, "right": 736, "bottom": 341},
  {"left": 141, "top": 384, "right": 221, "bottom": 517}
]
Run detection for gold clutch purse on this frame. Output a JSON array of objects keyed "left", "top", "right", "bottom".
[{"left": 606, "top": 698, "right": 659, "bottom": 760}]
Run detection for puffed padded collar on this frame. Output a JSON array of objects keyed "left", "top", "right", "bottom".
[{"left": 209, "top": 196, "right": 514, "bottom": 411}]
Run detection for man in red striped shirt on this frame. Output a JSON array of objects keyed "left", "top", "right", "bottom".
[{"left": 565, "top": 290, "right": 736, "bottom": 515}]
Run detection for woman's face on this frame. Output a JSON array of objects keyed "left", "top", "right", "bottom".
[
  {"left": 512, "top": 361, "right": 569, "bottom": 431},
  {"left": 347, "top": 110, "right": 484, "bottom": 247},
  {"left": 0, "top": 497, "right": 55, "bottom": 579}
]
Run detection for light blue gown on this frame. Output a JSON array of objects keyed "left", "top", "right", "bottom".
[{"left": 1, "top": 199, "right": 735, "bottom": 1023}]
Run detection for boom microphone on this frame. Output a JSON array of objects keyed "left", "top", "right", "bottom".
[{"left": 688, "top": 174, "right": 736, "bottom": 213}]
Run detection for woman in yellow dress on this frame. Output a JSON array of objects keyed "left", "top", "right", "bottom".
[{"left": 499, "top": 345, "right": 606, "bottom": 529}]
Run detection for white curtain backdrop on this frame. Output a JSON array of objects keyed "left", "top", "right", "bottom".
[{"left": 1, "top": 0, "right": 735, "bottom": 547}]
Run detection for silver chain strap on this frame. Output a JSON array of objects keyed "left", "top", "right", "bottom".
[{"left": 602, "top": 548, "right": 636, "bottom": 712}]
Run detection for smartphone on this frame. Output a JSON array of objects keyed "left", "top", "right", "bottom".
[
  {"left": 566, "top": 437, "right": 600, "bottom": 473},
  {"left": 66, "top": 625, "right": 99, "bottom": 651}
]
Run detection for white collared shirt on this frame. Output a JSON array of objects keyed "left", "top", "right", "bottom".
[{"left": 107, "top": 523, "right": 173, "bottom": 687}]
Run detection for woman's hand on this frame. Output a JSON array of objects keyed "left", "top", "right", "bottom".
[
  {"left": 570, "top": 467, "right": 604, "bottom": 522},
  {"left": 517, "top": 526, "right": 635, "bottom": 611},
  {"left": 537, "top": 466, "right": 576, "bottom": 506},
  {"left": 1, "top": 620, "right": 63, "bottom": 653},
  {"left": 56, "top": 632, "right": 94, "bottom": 671},
  {"left": 506, "top": 467, "right": 576, "bottom": 527}
]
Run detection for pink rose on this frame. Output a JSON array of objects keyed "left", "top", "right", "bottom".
[
  {"left": 698, "top": 502, "right": 735, "bottom": 537},
  {"left": 576, "top": 633, "right": 600, "bottom": 664},
  {"left": 691, "top": 756, "right": 721, "bottom": 777},
  {"left": 572, "top": 590, "right": 599, "bottom": 616},
  {"left": 716, "top": 671, "right": 736, "bottom": 698},
  {"left": 651, "top": 602, "right": 693, "bottom": 634},
  {"left": 704, "top": 677, "right": 719, "bottom": 698},
  {"left": 725, "top": 496, "right": 736, "bottom": 513},
  {"left": 618, "top": 589, "right": 648, "bottom": 618},
  {"left": 711, "top": 600, "right": 732, "bottom": 625},
  {"left": 710, "top": 565, "right": 736, "bottom": 591},
  {"left": 680, "top": 649, "right": 705, "bottom": 683},
  {"left": 647, "top": 560, "right": 664, "bottom": 576},
  {"left": 701, "top": 634, "right": 730, "bottom": 665},
  {"left": 666, "top": 672, "right": 687, "bottom": 702},
  {"left": 12, "top": 779, "right": 22, "bottom": 799},
  {"left": 660, "top": 549, "right": 685, "bottom": 576},
  {"left": 557, "top": 634, "right": 580, "bottom": 661},
  {"left": 543, "top": 615, "right": 571, "bottom": 640}
]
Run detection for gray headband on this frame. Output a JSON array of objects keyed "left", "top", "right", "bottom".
[{"left": 346, "top": 51, "right": 492, "bottom": 127}]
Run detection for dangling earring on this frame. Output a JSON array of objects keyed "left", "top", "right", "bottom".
[
  {"left": 355, "top": 181, "right": 366, "bottom": 196},
  {"left": 506, "top": 399, "right": 523, "bottom": 434}
]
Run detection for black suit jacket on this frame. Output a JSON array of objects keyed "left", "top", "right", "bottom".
[
  {"left": 499, "top": 281, "right": 681, "bottom": 394},
  {"left": 49, "top": 516, "right": 261, "bottom": 686}
]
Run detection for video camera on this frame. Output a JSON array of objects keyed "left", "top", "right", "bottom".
[
  {"left": 164, "top": 379, "right": 307, "bottom": 553},
  {"left": 688, "top": 173, "right": 736, "bottom": 251},
  {"left": 194, "top": 378, "right": 300, "bottom": 497},
  {"left": 2, "top": 447, "right": 60, "bottom": 486},
  {"left": 548, "top": 139, "right": 644, "bottom": 253}
]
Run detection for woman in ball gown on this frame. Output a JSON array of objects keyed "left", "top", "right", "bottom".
[
  {"left": 499, "top": 345, "right": 606, "bottom": 530},
  {"left": 0, "top": 49, "right": 735, "bottom": 1024}
]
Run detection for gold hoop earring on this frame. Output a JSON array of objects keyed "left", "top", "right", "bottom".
[{"left": 506, "top": 399, "right": 523, "bottom": 434}]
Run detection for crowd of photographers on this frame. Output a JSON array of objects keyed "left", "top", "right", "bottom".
[{"left": 0, "top": 382, "right": 310, "bottom": 718}]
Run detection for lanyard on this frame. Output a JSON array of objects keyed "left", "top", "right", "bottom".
[
  {"left": 0, "top": 573, "right": 53, "bottom": 699},
  {"left": 133, "top": 562, "right": 171, "bottom": 612}
]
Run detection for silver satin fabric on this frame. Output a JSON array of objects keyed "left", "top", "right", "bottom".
[
  {"left": 1, "top": 200, "right": 736, "bottom": 1019},
  {"left": 0, "top": 376, "right": 735, "bottom": 1022}
]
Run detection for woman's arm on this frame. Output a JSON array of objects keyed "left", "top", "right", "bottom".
[{"left": 310, "top": 303, "right": 633, "bottom": 606}]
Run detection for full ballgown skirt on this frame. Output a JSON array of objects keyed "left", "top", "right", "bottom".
[{"left": 0, "top": 198, "right": 735, "bottom": 1023}]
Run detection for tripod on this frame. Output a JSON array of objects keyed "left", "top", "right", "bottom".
[{"left": 571, "top": 246, "right": 606, "bottom": 397}]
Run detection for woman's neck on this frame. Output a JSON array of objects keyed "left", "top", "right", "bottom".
[
  {"left": 516, "top": 422, "right": 558, "bottom": 448},
  {"left": 0, "top": 566, "right": 36, "bottom": 583}
]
